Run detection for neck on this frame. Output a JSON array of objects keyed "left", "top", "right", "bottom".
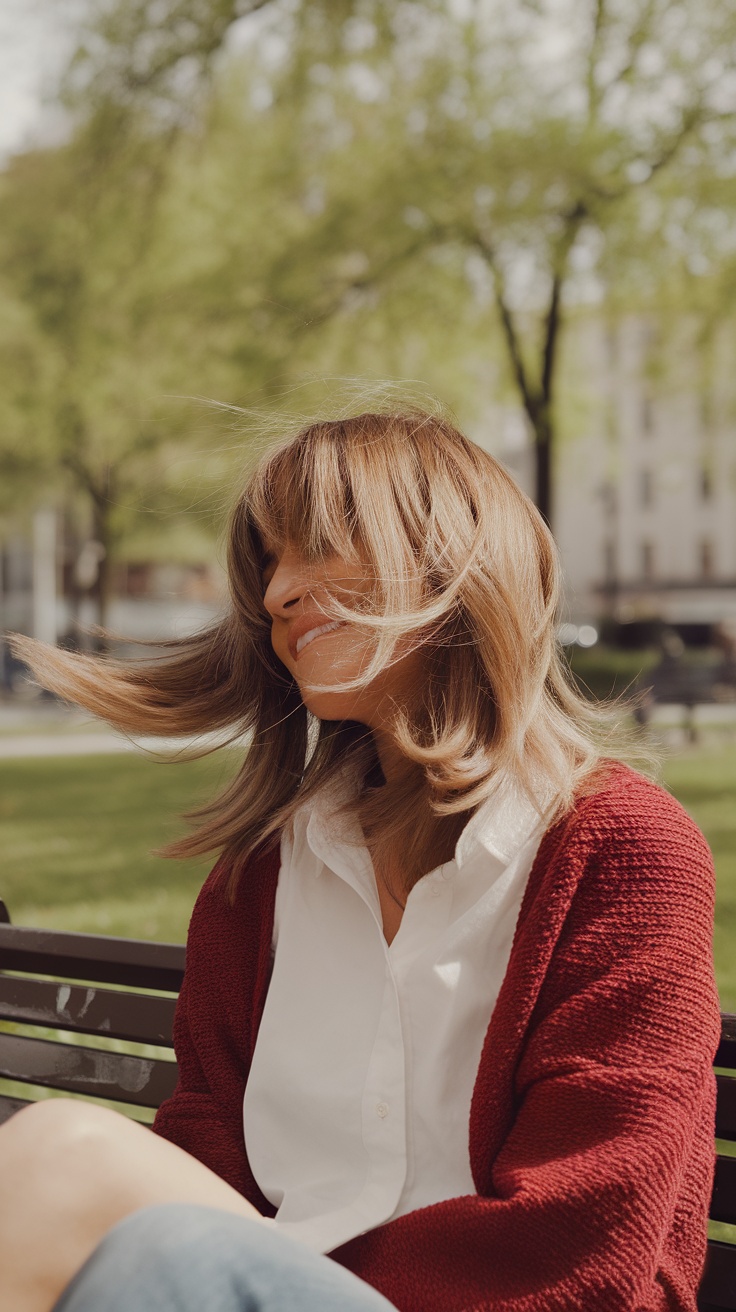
[{"left": 370, "top": 727, "right": 414, "bottom": 788}]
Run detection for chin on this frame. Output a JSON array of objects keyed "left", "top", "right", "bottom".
[{"left": 299, "top": 688, "right": 368, "bottom": 724}]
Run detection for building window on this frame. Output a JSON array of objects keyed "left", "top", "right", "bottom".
[
  {"left": 699, "top": 540, "right": 714, "bottom": 579},
  {"left": 639, "top": 467, "right": 653, "bottom": 508},
  {"left": 641, "top": 541, "right": 655, "bottom": 580}
]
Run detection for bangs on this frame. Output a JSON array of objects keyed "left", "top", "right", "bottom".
[
  {"left": 20, "top": 401, "right": 628, "bottom": 902},
  {"left": 245, "top": 422, "right": 362, "bottom": 566},
  {"left": 234, "top": 411, "right": 491, "bottom": 645}
]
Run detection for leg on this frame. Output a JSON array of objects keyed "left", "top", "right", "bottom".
[
  {"left": 53, "top": 1204, "right": 397, "bottom": 1312},
  {"left": 0, "top": 1099, "right": 265, "bottom": 1312}
]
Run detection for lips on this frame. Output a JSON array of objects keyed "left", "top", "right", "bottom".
[{"left": 287, "top": 616, "right": 346, "bottom": 662}]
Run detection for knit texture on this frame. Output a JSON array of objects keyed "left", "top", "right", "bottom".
[{"left": 153, "top": 764, "right": 720, "bottom": 1311}]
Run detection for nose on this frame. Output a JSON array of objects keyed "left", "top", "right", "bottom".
[{"left": 262, "top": 547, "right": 308, "bottom": 617}]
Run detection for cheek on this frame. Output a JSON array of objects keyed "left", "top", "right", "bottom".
[
  {"left": 269, "top": 626, "right": 292, "bottom": 673},
  {"left": 296, "top": 630, "right": 374, "bottom": 680}
]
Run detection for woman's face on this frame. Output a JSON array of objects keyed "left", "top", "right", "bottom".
[{"left": 261, "top": 542, "right": 424, "bottom": 727}]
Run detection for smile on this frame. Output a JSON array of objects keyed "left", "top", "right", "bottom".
[{"left": 295, "top": 621, "right": 345, "bottom": 656}]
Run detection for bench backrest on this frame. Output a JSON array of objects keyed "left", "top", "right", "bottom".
[
  {"left": 0, "top": 900, "right": 734, "bottom": 1306},
  {"left": 0, "top": 901, "right": 184, "bottom": 1123},
  {"left": 701, "top": 1013, "right": 736, "bottom": 1311}
]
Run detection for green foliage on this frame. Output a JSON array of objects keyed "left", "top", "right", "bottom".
[
  {"left": 567, "top": 646, "right": 659, "bottom": 700},
  {"left": 1, "top": 0, "right": 736, "bottom": 547},
  {"left": 264, "top": 0, "right": 736, "bottom": 516}
]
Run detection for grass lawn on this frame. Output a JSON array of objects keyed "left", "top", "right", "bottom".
[
  {"left": 1, "top": 742, "right": 735, "bottom": 1007},
  {"left": 661, "top": 744, "right": 736, "bottom": 1011},
  {"left": 0, "top": 751, "right": 237, "bottom": 944}
]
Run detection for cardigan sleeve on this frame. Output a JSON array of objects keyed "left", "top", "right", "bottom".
[
  {"left": 152, "top": 866, "right": 273, "bottom": 1209},
  {"left": 331, "top": 785, "right": 720, "bottom": 1312}
]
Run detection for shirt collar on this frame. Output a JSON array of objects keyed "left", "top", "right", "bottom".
[
  {"left": 293, "top": 760, "right": 549, "bottom": 880},
  {"left": 453, "top": 781, "right": 547, "bottom": 872},
  {"left": 292, "top": 759, "right": 366, "bottom": 873}
]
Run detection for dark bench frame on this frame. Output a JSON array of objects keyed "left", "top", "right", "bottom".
[{"left": 1, "top": 900, "right": 734, "bottom": 1308}]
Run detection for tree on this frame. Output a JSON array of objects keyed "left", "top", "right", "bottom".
[
  {"left": 241, "top": 0, "right": 736, "bottom": 526},
  {"left": 0, "top": 119, "right": 218, "bottom": 635},
  {"left": 0, "top": 45, "right": 325, "bottom": 635},
  {"left": 9, "top": 0, "right": 736, "bottom": 545}
]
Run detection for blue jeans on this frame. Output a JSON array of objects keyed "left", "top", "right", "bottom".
[{"left": 52, "top": 1204, "right": 397, "bottom": 1312}]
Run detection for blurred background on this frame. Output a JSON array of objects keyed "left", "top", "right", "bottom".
[{"left": 0, "top": 0, "right": 735, "bottom": 1002}]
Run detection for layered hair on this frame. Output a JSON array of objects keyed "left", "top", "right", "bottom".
[{"left": 14, "top": 409, "right": 620, "bottom": 896}]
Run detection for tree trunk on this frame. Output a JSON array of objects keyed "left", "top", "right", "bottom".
[
  {"left": 533, "top": 408, "right": 553, "bottom": 528},
  {"left": 89, "top": 499, "right": 112, "bottom": 651}
]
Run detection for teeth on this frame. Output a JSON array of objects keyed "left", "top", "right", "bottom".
[{"left": 296, "top": 621, "right": 343, "bottom": 655}]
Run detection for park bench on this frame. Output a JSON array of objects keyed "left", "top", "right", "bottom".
[
  {"left": 0, "top": 900, "right": 734, "bottom": 1310},
  {"left": 635, "top": 660, "right": 736, "bottom": 743}
]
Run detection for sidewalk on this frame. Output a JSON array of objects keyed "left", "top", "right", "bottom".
[
  {"left": 0, "top": 701, "right": 243, "bottom": 758},
  {"left": 0, "top": 698, "right": 735, "bottom": 759}
]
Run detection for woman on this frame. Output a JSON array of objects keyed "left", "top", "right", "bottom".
[{"left": 4, "top": 410, "right": 719, "bottom": 1312}]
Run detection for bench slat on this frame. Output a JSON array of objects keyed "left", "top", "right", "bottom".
[
  {"left": 717, "top": 1018, "right": 736, "bottom": 1072},
  {"left": 717, "top": 1075, "right": 736, "bottom": 1142},
  {"left": 0, "top": 976, "right": 176, "bottom": 1046},
  {"left": 699, "top": 1240, "right": 736, "bottom": 1311},
  {"left": 0, "top": 1094, "right": 32, "bottom": 1125},
  {"left": 711, "top": 1156, "right": 736, "bottom": 1226},
  {"left": 0, "top": 924, "right": 185, "bottom": 992},
  {"left": 0, "top": 1032, "right": 178, "bottom": 1108}
]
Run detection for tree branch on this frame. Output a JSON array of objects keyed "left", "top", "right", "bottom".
[
  {"left": 543, "top": 201, "right": 588, "bottom": 403},
  {"left": 79, "top": 0, "right": 274, "bottom": 101},
  {"left": 588, "top": 101, "right": 706, "bottom": 204},
  {"left": 472, "top": 235, "right": 538, "bottom": 422},
  {"left": 604, "top": 0, "right": 659, "bottom": 91},
  {"left": 541, "top": 270, "right": 562, "bottom": 405},
  {"left": 275, "top": 225, "right": 449, "bottom": 338},
  {"left": 586, "top": 0, "right": 608, "bottom": 126}
]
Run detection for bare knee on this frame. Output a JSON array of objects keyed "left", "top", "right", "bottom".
[
  {"left": 0, "top": 1099, "right": 137, "bottom": 1203},
  {"left": 2, "top": 1097, "right": 128, "bottom": 1152}
]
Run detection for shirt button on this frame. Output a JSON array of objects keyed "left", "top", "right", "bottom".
[
  {"left": 376, "top": 1102, "right": 389, "bottom": 1119},
  {"left": 430, "top": 883, "right": 442, "bottom": 897}
]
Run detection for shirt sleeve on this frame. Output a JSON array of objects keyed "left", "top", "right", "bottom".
[{"left": 330, "top": 787, "right": 720, "bottom": 1312}]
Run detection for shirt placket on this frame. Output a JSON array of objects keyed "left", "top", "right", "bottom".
[
  {"left": 306, "top": 813, "right": 410, "bottom": 1221},
  {"left": 358, "top": 962, "right": 408, "bottom": 1218}
]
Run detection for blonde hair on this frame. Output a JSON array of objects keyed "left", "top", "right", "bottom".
[{"left": 14, "top": 409, "right": 621, "bottom": 897}]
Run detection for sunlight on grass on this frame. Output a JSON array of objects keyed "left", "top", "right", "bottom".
[
  {"left": 661, "top": 745, "right": 736, "bottom": 1012},
  {"left": 0, "top": 742, "right": 734, "bottom": 1007},
  {"left": 0, "top": 751, "right": 239, "bottom": 942}
]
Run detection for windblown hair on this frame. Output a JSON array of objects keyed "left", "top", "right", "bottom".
[{"left": 14, "top": 409, "right": 623, "bottom": 896}]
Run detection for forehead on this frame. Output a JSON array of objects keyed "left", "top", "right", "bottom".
[
  {"left": 259, "top": 542, "right": 370, "bottom": 576},
  {"left": 250, "top": 513, "right": 362, "bottom": 571}
]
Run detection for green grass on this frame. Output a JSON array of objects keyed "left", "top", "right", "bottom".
[
  {"left": 0, "top": 751, "right": 239, "bottom": 943},
  {"left": 567, "top": 644, "right": 720, "bottom": 701},
  {"left": 0, "top": 744, "right": 735, "bottom": 1009},
  {"left": 661, "top": 744, "right": 736, "bottom": 1011}
]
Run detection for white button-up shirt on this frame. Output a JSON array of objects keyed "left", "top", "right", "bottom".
[{"left": 243, "top": 769, "right": 547, "bottom": 1254}]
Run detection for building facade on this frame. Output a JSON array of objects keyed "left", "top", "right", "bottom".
[{"left": 486, "top": 315, "right": 736, "bottom": 637}]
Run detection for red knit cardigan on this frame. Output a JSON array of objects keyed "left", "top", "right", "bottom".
[{"left": 153, "top": 764, "right": 720, "bottom": 1312}]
